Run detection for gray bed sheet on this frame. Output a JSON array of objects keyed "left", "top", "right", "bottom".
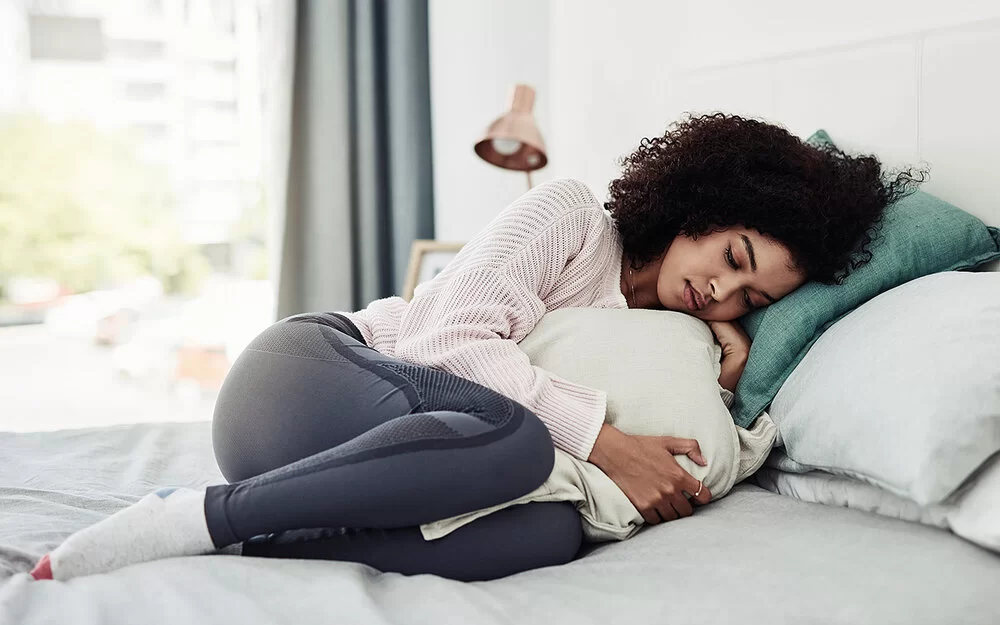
[{"left": 1, "top": 421, "right": 998, "bottom": 625}]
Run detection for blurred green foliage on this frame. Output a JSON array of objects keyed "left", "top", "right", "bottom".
[{"left": 0, "top": 114, "right": 210, "bottom": 299}]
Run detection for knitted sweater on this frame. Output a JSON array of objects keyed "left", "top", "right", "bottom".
[{"left": 339, "top": 179, "right": 627, "bottom": 461}]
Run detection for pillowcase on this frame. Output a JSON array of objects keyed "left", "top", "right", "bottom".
[
  {"left": 768, "top": 271, "right": 1000, "bottom": 505},
  {"left": 419, "top": 307, "right": 777, "bottom": 543},
  {"left": 755, "top": 451, "right": 1000, "bottom": 553},
  {"left": 732, "top": 129, "right": 1000, "bottom": 429},
  {"left": 519, "top": 307, "right": 775, "bottom": 494}
]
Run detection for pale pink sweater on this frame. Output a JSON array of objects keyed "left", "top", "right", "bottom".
[{"left": 340, "top": 179, "right": 628, "bottom": 461}]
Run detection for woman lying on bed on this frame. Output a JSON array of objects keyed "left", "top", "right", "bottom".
[{"left": 29, "top": 112, "right": 919, "bottom": 583}]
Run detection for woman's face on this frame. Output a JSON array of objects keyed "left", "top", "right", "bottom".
[{"left": 656, "top": 227, "right": 807, "bottom": 321}]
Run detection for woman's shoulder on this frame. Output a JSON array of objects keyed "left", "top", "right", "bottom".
[
  {"left": 524, "top": 178, "right": 603, "bottom": 214},
  {"left": 491, "top": 178, "right": 605, "bottom": 234},
  {"left": 447, "top": 178, "right": 614, "bottom": 280}
]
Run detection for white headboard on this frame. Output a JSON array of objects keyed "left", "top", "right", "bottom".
[{"left": 545, "top": 6, "right": 1000, "bottom": 270}]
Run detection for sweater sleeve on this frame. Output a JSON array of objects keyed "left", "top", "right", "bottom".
[
  {"left": 394, "top": 180, "right": 610, "bottom": 461},
  {"left": 720, "top": 386, "right": 735, "bottom": 410}
]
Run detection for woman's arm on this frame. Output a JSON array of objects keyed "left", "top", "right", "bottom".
[
  {"left": 718, "top": 355, "right": 748, "bottom": 394},
  {"left": 395, "top": 180, "right": 614, "bottom": 461},
  {"left": 707, "top": 320, "right": 751, "bottom": 393}
]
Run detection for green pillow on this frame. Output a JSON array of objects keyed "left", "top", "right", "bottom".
[{"left": 732, "top": 129, "right": 1000, "bottom": 428}]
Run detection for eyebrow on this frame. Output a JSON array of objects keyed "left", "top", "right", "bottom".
[{"left": 741, "top": 234, "right": 777, "bottom": 304}]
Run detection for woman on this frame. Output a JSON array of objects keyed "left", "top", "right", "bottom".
[{"left": 30, "top": 113, "right": 923, "bottom": 582}]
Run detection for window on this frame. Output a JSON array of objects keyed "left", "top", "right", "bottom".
[
  {"left": 28, "top": 15, "right": 104, "bottom": 61},
  {"left": 186, "top": 0, "right": 235, "bottom": 32},
  {"left": 106, "top": 38, "right": 166, "bottom": 60},
  {"left": 123, "top": 81, "right": 168, "bottom": 100},
  {"left": 0, "top": 2, "right": 270, "bottom": 432},
  {"left": 129, "top": 121, "right": 169, "bottom": 140}
]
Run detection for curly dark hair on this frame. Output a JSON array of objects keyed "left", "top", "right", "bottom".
[{"left": 606, "top": 112, "right": 929, "bottom": 284}]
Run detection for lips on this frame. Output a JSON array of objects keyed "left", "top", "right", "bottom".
[{"left": 685, "top": 282, "right": 705, "bottom": 311}]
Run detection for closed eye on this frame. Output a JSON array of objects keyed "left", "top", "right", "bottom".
[
  {"left": 725, "top": 245, "right": 738, "bottom": 269},
  {"left": 727, "top": 245, "right": 756, "bottom": 310}
]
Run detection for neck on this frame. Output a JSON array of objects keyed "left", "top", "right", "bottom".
[{"left": 621, "top": 253, "right": 662, "bottom": 310}]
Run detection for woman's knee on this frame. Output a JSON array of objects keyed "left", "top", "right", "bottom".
[
  {"left": 423, "top": 403, "right": 554, "bottom": 502},
  {"left": 505, "top": 404, "right": 557, "bottom": 489},
  {"left": 415, "top": 502, "right": 583, "bottom": 581},
  {"left": 527, "top": 501, "right": 583, "bottom": 565},
  {"left": 478, "top": 502, "right": 583, "bottom": 576},
  {"left": 469, "top": 401, "right": 556, "bottom": 498},
  {"left": 376, "top": 361, "right": 557, "bottom": 492}
]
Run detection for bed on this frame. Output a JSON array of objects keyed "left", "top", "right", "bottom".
[{"left": 1, "top": 421, "right": 998, "bottom": 625}]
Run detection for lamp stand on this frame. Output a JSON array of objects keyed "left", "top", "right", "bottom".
[{"left": 526, "top": 170, "right": 533, "bottom": 190}]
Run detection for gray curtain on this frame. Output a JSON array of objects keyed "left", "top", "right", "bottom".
[{"left": 276, "top": 0, "right": 434, "bottom": 318}]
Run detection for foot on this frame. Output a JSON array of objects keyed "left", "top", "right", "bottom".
[
  {"left": 29, "top": 554, "right": 52, "bottom": 580},
  {"left": 31, "top": 488, "right": 215, "bottom": 581}
]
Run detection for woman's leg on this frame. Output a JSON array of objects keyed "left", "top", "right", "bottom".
[
  {"left": 241, "top": 501, "right": 583, "bottom": 582},
  {"left": 31, "top": 313, "right": 580, "bottom": 581},
  {"left": 206, "top": 312, "right": 556, "bottom": 539}
]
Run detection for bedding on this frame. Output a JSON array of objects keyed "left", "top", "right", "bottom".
[
  {"left": 755, "top": 450, "right": 1000, "bottom": 552},
  {"left": 421, "top": 307, "right": 776, "bottom": 541},
  {"left": 768, "top": 271, "right": 1000, "bottom": 505},
  {"left": 733, "top": 129, "right": 1000, "bottom": 429},
  {"left": 2, "top": 421, "right": 999, "bottom": 625}
]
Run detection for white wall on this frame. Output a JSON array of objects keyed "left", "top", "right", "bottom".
[
  {"left": 430, "top": 0, "right": 1000, "bottom": 238},
  {"left": 547, "top": 0, "right": 1000, "bottom": 230},
  {"left": 428, "top": 0, "right": 551, "bottom": 242}
]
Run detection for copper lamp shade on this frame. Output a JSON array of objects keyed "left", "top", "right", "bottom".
[{"left": 474, "top": 84, "right": 548, "bottom": 174}]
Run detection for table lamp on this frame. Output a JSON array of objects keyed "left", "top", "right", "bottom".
[{"left": 474, "top": 84, "right": 547, "bottom": 189}]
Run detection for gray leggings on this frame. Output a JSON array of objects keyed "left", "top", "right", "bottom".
[{"left": 207, "top": 312, "right": 583, "bottom": 581}]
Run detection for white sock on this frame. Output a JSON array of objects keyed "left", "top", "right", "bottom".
[{"left": 46, "top": 487, "right": 215, "bottom": 581}]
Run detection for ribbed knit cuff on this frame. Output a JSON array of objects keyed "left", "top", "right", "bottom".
[
  {"left": 533, "top": 377, "right": 607, "bottom": 462},
  {"left": 720, "top": 386, "right": 735, "bottom": 410}
]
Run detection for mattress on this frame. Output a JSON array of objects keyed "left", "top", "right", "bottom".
[{"left": 1, "top": 421, "right": 998, "bottom": 625}]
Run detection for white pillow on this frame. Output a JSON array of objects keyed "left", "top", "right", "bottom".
[
  {"left": 770, "top": 271, "right": 1000, "bottom": 506},
  {"left": 420, "top": 308, "right": 776, "bottom": 542},
  {"left": 756, "top": 450, "right": 1000, "bottom": 553}
]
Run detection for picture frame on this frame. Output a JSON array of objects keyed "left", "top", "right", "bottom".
[{"left": 402, "top": 240, "right": 465, "bottom": 301}]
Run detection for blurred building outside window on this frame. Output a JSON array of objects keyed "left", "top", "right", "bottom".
[{"left": 0, "top": 0, "right": 276, "bottom": 432}]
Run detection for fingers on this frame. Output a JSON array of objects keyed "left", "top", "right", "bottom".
[
  {"left": 675, "top": 465, "right": 712, "bottom": 506},
  {"left": 708, "top": 320, "right": 735, "bottom": 336},
  {"left": 663, "top": 437, "right": 707, "bottom": 466},
  {"left": 629, "top": 439, "right": 715, "bottom": 526},
  {"left": 670, "top": 494, "right": 693, "bottom": 518},
  {"left": 639, "top": 507, "right": 661, "bottom": 526},
  {"left": 689, "top": 475, "right": 713, "bottom": 505},
  {"left": 641, "top": 487, "right": 705, "bottom": 526},
  {"left": 688, "top": 448, "right": 707, "bottom": 467},
  {"left": 640, "top": 493, "right": 686, "bottom": 525},
  {"left": 653, "top": 493, "right": 694, "bottom": 523},
  {"left": 653, "top": 479, "right": 697, "bottom": 523},
  {"left": 707, "top": 321, "right": 724, "bottom": 343},
  {"left": 655, "top": 502, "right": 678, "bottom": 523}
]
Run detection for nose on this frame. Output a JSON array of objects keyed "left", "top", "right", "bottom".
[{"left": 708, "top": 277, "right": 738, "bottom": 304}]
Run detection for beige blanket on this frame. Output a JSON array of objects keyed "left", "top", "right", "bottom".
[{"left": 421, "top": 409, "right": 776, "bottom": 542}]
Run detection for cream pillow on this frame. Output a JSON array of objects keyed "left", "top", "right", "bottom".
[
  {"left": 519, "top": 308, "right": 774, "bottom": 491},
  {"left": 421, "top": 308, "right": 776, "bottom": 542}
]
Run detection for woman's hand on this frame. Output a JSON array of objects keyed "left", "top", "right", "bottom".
[
  {"left": 707, "top": 320, "right": 751, "bottom": 361},
  {"left": 708, "top": 321, "right": 751, "bottom": 393},
  {"left": 588, "top": 424, "right": 712, "bottom": 525}
]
